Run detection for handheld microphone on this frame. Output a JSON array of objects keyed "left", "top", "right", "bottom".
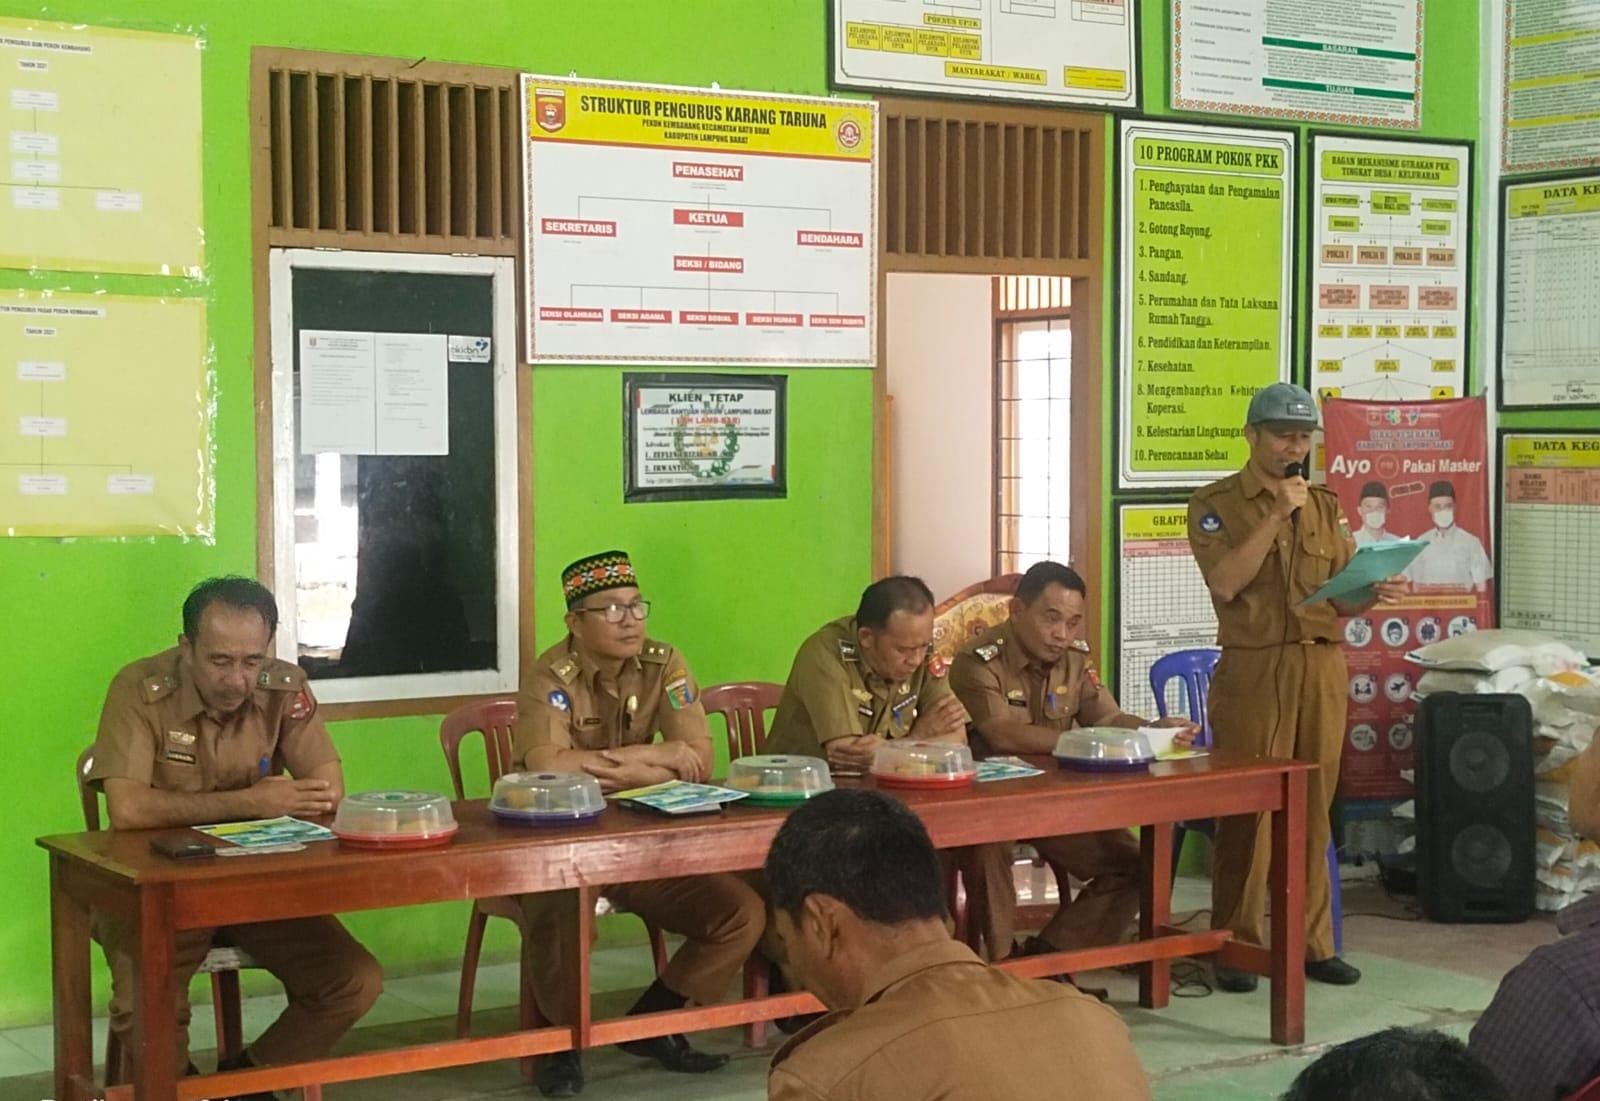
[{"left": 1285, "top": 460, "right": 1308, "bottom": 526}]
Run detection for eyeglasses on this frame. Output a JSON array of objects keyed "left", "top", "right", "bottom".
[{"left": 574, "top": 600, "right": 651, "bottom": 624}]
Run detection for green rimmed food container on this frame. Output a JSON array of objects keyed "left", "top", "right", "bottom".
[{"left": 726, "top": 754, "right": 834, "bottom": 806}]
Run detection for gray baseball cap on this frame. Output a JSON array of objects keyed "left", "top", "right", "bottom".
[{"left": 1246, "top": 382, "right": 1319, "bottom": 428}]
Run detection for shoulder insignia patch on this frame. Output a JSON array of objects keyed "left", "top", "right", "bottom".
[
  {"left": 548, "top": 689, "right": 571, "bottom": 712},
  {"left": 927, "top": 654, "right": 949, "bottom": 679},
  {"left": 552, "top": 658, "right": 579, "bottom": 683},
  {"left": 287, "top": 689, "right": 315, "bottom": 721},
  {"left": 256, "top": 665, "right": 302, "bottom": 692},
  {"left": 640, "top": 642, "right": 671, "bottom": 665},
  {"left": 1070, "top": 639, "right": 1091, "bottom": 653},
  {"left": 665, "top": 675, "right": 695, "bottom": 710},
  {"left": 141, "top": 674, "right": 178, "bottom": 704},
  {"left": 976, "top": 643, "right": 1000, "bottom": 662},
  {"left": 1199, "top": 512, "right": 1223, "bottom": 534},
  {"left": 837, "top": 639, "right": 859, "bottom": 663}
]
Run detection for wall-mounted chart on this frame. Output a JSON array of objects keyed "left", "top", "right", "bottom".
[
  {"left": 0, "top": 18, "right": 203, "bottom": 276},
  {"left": 832, "top": 0, "right": 1137, "bottom": 108},
  {"left": 523, "top": 76, "right": 876, "bottom": 366},
  {"left": 1309, "top": 136, "right": 1470, "bottom": 413},
  {"left": 1500, "top": 173, "right": 1600, "bottom": 409},
  {"left": 0, "top": 290, "right": 209, "bottom": 537}
]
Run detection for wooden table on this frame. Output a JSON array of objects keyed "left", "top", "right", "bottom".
[{"left": 40, "top": 751, "right": 1311, "bottom": 1101}]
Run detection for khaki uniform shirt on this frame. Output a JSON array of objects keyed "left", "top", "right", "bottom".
[
  {"left": 766, "top": 616, "right": 955, "bottom": 758},
  {"left": 949, "top": 621, "right": 1133, "bottom": 756},
  {"left": 768, "top": 939, "right": 1151, "bottom": 1101},
  {"left": 1188, "top": 467, "right": 1354, "bottom": 648},
  {"left": 514, "top": 636, "right": 707, "bottom": 763},
  {"left": 88, "top": 648, "right": 338, "bottom": 794}
]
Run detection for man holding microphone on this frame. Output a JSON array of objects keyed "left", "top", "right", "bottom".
[{"left": 1187, "top": 384, "right": 1407, "bottom": 993}]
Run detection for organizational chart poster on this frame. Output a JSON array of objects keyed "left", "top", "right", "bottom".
[
  {"left": 522, "top": 76, "right": 877, "bottom": 366},
  {"left": 0, "top": 291, "right": 209, "bottom": 537},
  {"left": 0, "top": 18, "right": 203, "bottom": 276},
  {"left": 832, "top": 0, "right": 1137, "bottom": 108},
  {"left": 1309, "top": 136, "right": 1470, "bottom": 412}
]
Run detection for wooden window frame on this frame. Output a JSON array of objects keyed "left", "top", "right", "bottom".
[
  {"left": 873, "top": 98, "right": 1105, "bottom": 650},
  {"left": 992, "top": 306, "right": 1074, "bottom": 577},
  {"left": 251, "top": 47, "right": 532, "bottom": 721}
]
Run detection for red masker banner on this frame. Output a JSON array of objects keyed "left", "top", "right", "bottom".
[{"left": 1322, "top": 397, "right": 1495, "bottom": 800}]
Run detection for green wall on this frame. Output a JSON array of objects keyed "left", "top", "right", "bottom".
[
  {"left": 0, "top": 0, "right": 870, "bottom": 1027},
  {"left": 1098, "top": 2, "right": 1485, "bottom": 667}
]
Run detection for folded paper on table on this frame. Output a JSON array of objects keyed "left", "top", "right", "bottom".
[{"left": 1300, "top": 539, "right": 1425, "bottom": 606}]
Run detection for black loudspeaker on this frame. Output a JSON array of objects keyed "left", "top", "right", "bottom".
[{"left": 1415, "top": 692, "right": 1535, "bottom": 924}]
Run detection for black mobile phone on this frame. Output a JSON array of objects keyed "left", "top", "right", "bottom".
[{"left": 150, "top": 836, "right": 216, "bottom": 860}]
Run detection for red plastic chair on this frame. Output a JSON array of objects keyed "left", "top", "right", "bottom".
[
  {"left": 700, "top": 680, "right": 788, "bottom": 1046},
  {"left": 701, "top": 681, "right": 783, "bottom": 759},
  {"left": 440, "top": 699, "right": 668, "bottom": 1066},
  {"left": 77, "top": 749, "right": 321, "bottom": 1099},
  {"left": 1566, "top": 1074, "right": 1600, "bottom": 1101}
]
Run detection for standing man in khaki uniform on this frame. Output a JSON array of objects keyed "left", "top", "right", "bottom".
[
  {"left": 949, "top": 561, "right": 1196, "bottom": 959},
  {"left": 1188, "top": 383, "right": 1406, "bottom": 993},
  {"left": 764, "top": 789, "right": 1151, "bottom": 1101},
  {"left": 516, "top": 550, "right": 764, "bottom": 1098},
  {"left": 87, "top": 577, "right": 382, "bottom": 1088}
]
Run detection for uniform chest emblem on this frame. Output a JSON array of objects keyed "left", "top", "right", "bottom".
[
  {"left": 1199, "top": 512, "right": 1222, "bottom": 533},
  {"left": 548, "top": 689, "right": 571, "bottom": 712},
  {"left": 851, "top": 688, "right": 872, "bottom": 703},
  {"left": 166, "top": 729, "right": 196, "bottom": 746},
  {"left": 1006, "top": 689, "right": 1026, "bottom": 702}
]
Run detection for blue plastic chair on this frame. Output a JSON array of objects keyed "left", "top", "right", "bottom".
[{"left": 1151, "top": 648, "right": 1343, "bottom": 956}]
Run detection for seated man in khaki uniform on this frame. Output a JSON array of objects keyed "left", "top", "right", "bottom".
[
  {"left": 88, "top": 576, "right": 382, "bottom": 1089},
  {"left": 949, "top": 561, "right": 1196, "bottom": 960},
  {"left": 766, "top": 574, "right": 970, "bottom": 769},
  {"left": 517, "top": 550, "right": 764, "bottom": 1099},
  {"left": 765, "top": 788, "right": 1152, "bottom": 1101}
]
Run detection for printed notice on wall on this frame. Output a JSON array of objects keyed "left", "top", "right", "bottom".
[
  {"left": 1116, "top": 504, "right": 1218, "bottom": 719},
  {"left": 623, "top": 374, "right": 786, "bottom": 502},
  {"left": 1118, "top": 119, "right": 1293, "bottom": 490},
  {"left": 1172, "top": 0, "right": 1422, "bottom": 129},
  {"left": 523, "top": 76, "right": 876, "bottom": 366},
  {"left": 1309, "top": 136, "right": 1470, "bottom": 422},
  {"left": 832, "top": 0, "right": 1136, "bottom": 109},
  {"left": 1500, "top": 434, "right": 1600, "bottom": 658},
  {"left": 299, "top": 330, "right": 449, "bottom": 456},
  {"left": 1503, "top": 0, "right": 1600, "bottom": 174},
  {"left": 1500, "top": 173, "right": 1600, "bottom": 409},
  {"left": 0, "top": 17, "right": 203, "bottom": 275},
  {"left": 0, "top": 291, "right": 209, "bottom": 537}
]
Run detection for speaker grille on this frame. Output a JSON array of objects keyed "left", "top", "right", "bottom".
[
  {"left": 1450, "top": 823, "right": 1514, "bottom": 890},
  {"left": 1449, "top": 730, "right": 1511, "bottom": 794}
]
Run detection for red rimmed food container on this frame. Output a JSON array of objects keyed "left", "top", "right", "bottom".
[
  {"left": 332, "top": 790, "right": 459, "bottom": 850},
  {"left": 490, "top": 771, "right": 606, "bottom": 827},
  {"left": 870, "top": 741, "right": 977, "bottom": 790}
]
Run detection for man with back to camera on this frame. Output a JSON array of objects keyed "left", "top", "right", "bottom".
[
  {"left": 948, "top": 560, "right": 1196, "bottom": 961},
  {"left": 764, "top": 788, "right": 1151, "bottom": 1101},
  {"left": 87, "top": 577, "right": 382, "bottom": 1092},
  {"left": 1404, "top": 480, "right": 1492, "bottom": 591},
  {"left": 1353, "top": 481, "right": 1399, "bottom": 546},
  {"left": 1188, "top": 383, "right": 1408, "bottom": 993},
  {"left": 515, "top": 550, "right": 764, "bottom": 1098}
]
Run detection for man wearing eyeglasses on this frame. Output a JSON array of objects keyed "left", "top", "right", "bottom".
[{"left": 515, "top": 550, "right": 765, "bottom": 1098}]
